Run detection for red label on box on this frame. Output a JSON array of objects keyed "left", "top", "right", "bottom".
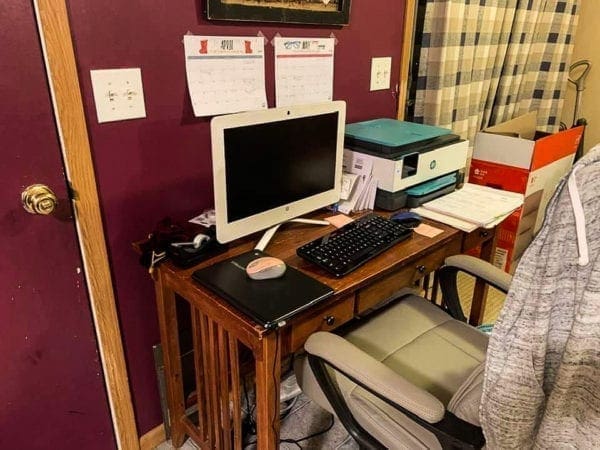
[{"left": 469, "top": 160, "right": 529, "bottom": 194}]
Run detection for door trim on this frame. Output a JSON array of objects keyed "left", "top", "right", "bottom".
[
  {"left": 33, "top": 1, "right": 139, "bottom": 448},
  {"left": 397, "top": 0, "right": 417, "bottom": 120}
]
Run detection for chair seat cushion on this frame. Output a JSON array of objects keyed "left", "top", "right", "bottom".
[
  {"left": 296, "top": 295, "right": 488, "bottom": 449},
  {"left": 447, "top": 361, "right": 485, "bottom": 426},
  {"left": 345, "top": 295, "right": 488, "bottom": 405}
]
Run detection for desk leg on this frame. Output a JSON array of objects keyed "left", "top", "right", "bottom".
[
  {"left": 154, "top": 273, "right": 187, "bottom": 448},
  {"left": 254, "top": 331, "right": 281, "bottom": 450},
  {"left": 470, "top": 280, "right": 489, "bottom": 326},
  {"left": 469, "top": 228, "right": 498, "bottom": 326}
]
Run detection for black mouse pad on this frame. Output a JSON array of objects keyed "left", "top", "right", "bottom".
[{"left": 191, "top": 250, "right": 334, "bottom": 329}]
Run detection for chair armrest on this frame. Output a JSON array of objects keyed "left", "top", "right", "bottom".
[
  {"left": 304, "top": 331, "right": 445, "bottom": 423},
  {"left": 438, "top": 254, "right": 512, "bottom": 322},
  {"left": 444, "top": 255, "right": 512, "bottom": 292}
]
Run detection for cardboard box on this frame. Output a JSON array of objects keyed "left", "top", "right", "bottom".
[{"left": 469, "top": 112, "right": 583, "bottom": 272}]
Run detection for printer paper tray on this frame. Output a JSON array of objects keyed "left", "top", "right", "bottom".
[{"left": 406, "top": 183, "right": 456, "bottom": 208}]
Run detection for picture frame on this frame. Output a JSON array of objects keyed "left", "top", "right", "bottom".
[{"left": 206, "top": 0, "right": 351, "bottom": 26}]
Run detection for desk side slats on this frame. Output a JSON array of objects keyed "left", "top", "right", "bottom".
[
  {"left": 229, "top": 336, "right": 243, "bottom": 449},
  {"left": 191, "top": 310, "right": 208, "bottom": 443},
  {"left": 192, "top": 306, "right": 243, "bottom": 449}
]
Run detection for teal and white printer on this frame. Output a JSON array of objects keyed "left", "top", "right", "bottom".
[{"left": 344, "top": 118, "right": 468, "bottom": 210}]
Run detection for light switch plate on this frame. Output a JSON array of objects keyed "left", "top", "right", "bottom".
[
  {"left": 90, "top": 68, "right": 146, "bottom": 123},
  {"left": 370, "top": 57, "right": 392, "bottom": 91}
]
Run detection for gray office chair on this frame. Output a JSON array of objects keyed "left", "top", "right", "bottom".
[
  {"left": 295, "top": 255, "right": 511, "bottom": 449},
  {"left": 297, "top": 148, "right": 600, "bottom": 449}
]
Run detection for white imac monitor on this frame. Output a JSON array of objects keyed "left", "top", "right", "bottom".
[{"left": 210, "top": 101, "right": 346, "bottom": 244}]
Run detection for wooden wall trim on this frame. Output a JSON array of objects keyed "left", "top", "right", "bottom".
[
  {"left": 33, "top": 1, "right": 139, "bottom": 448},
  {"left": 397, "top": 0, "right": 417, "bottom": 120}
]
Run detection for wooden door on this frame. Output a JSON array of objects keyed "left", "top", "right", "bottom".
[{"left": 0, "top": 2, "right": 116, "bottom": 448}]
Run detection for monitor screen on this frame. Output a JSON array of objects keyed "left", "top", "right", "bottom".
[{"left": 211, "top": 101, "right": 346, "bottom": 244}]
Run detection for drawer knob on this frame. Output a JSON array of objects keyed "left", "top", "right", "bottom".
[
  {"left": 416, "top": 265, "right": 426, "bottom": 274},
  {"left": 324, "top": 315, "right": 335, "bottom": 326}
]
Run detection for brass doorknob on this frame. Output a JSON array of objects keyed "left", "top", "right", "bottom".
[{"left": 21, "top": 184, "right": 58, "bottom": 215}]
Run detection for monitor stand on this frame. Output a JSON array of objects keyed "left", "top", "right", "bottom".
[{"left": 254, "top": 218, "right": 329, "bottom": 252}]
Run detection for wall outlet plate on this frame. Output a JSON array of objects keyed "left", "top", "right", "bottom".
[
  {"left": 90, "top": 68, "right": 147, "bottom": 123},
  {"left": 370, "top": 57, "right": 392, "bottom": 91}
]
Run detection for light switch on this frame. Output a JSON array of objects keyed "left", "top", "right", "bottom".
[
  {"left": 370, "top": 57, "right": 392, "bottom": 91},
  {"left": 90, "top": 68, "right": 146, "bottom": 123}
]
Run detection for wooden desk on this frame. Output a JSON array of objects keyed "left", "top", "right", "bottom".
[{"left": 151, "top": 216, "right": 495, "bottom": 449}]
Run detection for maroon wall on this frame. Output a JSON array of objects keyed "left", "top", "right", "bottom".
[{"left": 66, "top": 0, "right": 407, "bottom": 433}]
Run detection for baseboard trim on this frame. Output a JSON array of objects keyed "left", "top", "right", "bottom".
[{"left": 140, "top": 424, "right": 166, "bottom": 450}]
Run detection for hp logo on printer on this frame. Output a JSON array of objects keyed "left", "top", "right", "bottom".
[{"left": 429, "top": 160, "right": 437, "bottom": 170}]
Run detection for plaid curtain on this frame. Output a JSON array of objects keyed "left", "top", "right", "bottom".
[{"left": 413, "top": 0, "right": 579, "bottom": 145}]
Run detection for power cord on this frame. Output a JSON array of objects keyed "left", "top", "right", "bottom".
[
  {"left": 242, "top": 378, "right": 257, "bottom": 437},
  {"left": 280, "top": 414, "right": 335, "bottom": 449},
  {"left": 279, "top": 395, "right": 299, "bottom": 421},
  {"left": 243, "top": 413, "right": 335, "bottom": 449},
  {"left": 245, "top": 348, "right": 327, "bottom": 449}
]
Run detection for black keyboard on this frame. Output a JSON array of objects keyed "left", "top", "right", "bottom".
[{"left": 297, "top": 213, "right": 413, "bottom": 277}]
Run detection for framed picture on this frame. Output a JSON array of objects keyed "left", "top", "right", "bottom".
[{"left": 206, "top": 0, "right": 351, "bottom": 26}]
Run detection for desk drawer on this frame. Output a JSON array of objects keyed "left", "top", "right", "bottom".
[
  {"left": 289, "top": 294, "right": 354, "bottom": 352},
  {"left": 356, "top": 238, "right": 461, "bottom": 314}
]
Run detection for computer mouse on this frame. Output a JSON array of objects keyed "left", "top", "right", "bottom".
[
  {"left": 246, "top": 257, "right": 287, "bottom": 280},
  {"left": 391, "top": 211, "right": 422, "bottom": 228}
]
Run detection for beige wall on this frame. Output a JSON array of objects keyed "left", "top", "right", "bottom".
[{"left": 561, "top": 1, "right": 600, "bottom": 153}]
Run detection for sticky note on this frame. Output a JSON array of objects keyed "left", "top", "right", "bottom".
[
  {"left": 325, "top": 214, "right": 354, "bottom": 228},
  {"left": 414, "top": 223, "right": 444, "bottom": 238}
]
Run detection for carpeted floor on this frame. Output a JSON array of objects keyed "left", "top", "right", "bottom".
[
  {"left": 245, "top": 393, "right": 358, "bottom": 449},
  {"left": 156, "top": 393, "right": 357, "bottom": 449}
]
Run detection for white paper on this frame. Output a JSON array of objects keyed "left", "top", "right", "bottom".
[
  {"left": 353, "top": 175, "right": 378, "bottom": 211},
  {"left": 340, "top": 173, "right": 359, "bottom": 200},
  {"left": 274, "top": 37, "right": 334, "bottom": 107},
  {"left": 184, "top": 35, "right": 267, "bottom": 117},
  {"left": 421, "top": 183, "right": 524, "bottom": 226},
  {"left": 412, "top": 205, "right": 512, "bottom": 232},
  {"left": 411, "top": 207, "right": 479, "bottom": 233},
  {"left": 189, "top": 209, "right": 216, "bottom": 227},
  {"left": 337, "top": 152, "right": 375, "bottom": 214},
  {"left": 366, "top": 177, "right": 378, "bottom": 210},
  {"left": 342, "top": 150, "right": 374, "bottom": 177}
]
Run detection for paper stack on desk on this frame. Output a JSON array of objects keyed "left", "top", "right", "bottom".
[
  {"left": 412, "top": 183, "right": 524, "bottom": 232},
  {"left": 337, "top": 151, "right": 378, "bottom": 214}
]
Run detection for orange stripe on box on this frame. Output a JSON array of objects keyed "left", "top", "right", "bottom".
[{"left": 531, "top": 126, "right": 584, "bottom": 170}]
